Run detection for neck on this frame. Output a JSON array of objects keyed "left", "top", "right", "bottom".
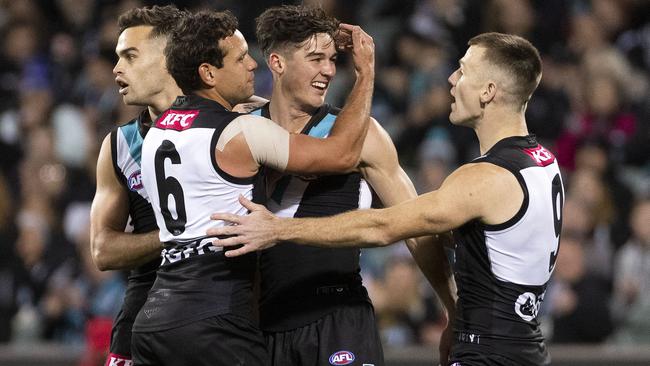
[
  {"left": 146, "top": 84, "right": 182, "bottom": 121},
  {"left": 268, "top": 85, "right": 316, "bottom": 133},
  {"left": 474, "top": 107, "right": 529, "bottom": 154},
  {"left": 194, "top": 88, "right": 234, "bottom": 111}
]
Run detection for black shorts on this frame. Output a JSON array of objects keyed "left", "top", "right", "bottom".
[
  {"left": 449, "top": 352, "right": 520, "bottom": 366},
  {"left": 451, "top": 340, "right": 550, "bottom": 366},
  {"left": 131, "top": 314, "right": 268, "bottom": 366},
  {"left": 106, "top": 308, "right": 136, "bottom": 365},
  {"left": 265, "top": 302, "right": 383, "bottom": 366},
  {"left": 109, "top": 276, "right": 155, "bottom": 358}
]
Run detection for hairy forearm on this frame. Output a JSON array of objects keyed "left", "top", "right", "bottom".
[
  {"left": 406, "top": 234, "right": 457, "bottom": 317},
  {"left": 276, "top": 207, "right": 392, "bottom": 248},
  {"left": 92, "top": 229, "right": 162, "bottom": 271}
]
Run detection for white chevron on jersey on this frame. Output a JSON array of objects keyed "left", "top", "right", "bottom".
[
  {"left": 115, "top": 123, "right": 150, "bottom": 202},
  {"left": 267, "top": 178, "right": 372, "bottom": 217},
  {"left": 141, "top": 127, "right": 253, "bottom": 244},
  {"left": 485, "top": 163, "right": 564, "bottom": 286}
]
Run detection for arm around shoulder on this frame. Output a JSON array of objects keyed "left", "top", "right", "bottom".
[
  {"left": 258, "top": 162, "right": 505, "bottom": 248},
  {"left": 295, "top": 163, "right": 496, "bottom": 246}
]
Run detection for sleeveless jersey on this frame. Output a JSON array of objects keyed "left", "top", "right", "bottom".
[
  {"left": 111, "top": 110, "right": 158, "bottom": 238},
  {"left": 253, "top": 103, "right": 373, "bottom": 332},
  {"left": 451, "top": 135, "right": 564, "bottom": 365},
  {"left": 109, "top": 110, "right": 159, "bottom": 355},
  {"left": 134, "top": 95, "right": 257, "bottom": 332}
]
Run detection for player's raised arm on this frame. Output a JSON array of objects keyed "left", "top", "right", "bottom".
[
  {"left": 281, "top": 23, "right": 375, "bottom": 174},
  {"left": 213, "top": 24, "right": 374, "bottom": 178}
]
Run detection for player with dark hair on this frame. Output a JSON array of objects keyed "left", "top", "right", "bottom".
[
  {"left": 210, "top": 32, "right": 562, "bottom": 366},
  {"left": 131, "top": 9, "right": 375, "bottom": 366},
  {"left": 90, "top": 5, "right": 187, "bottom": 366},
  {"left": 248, "top": 5, "right": 455, "bottom": 365}
]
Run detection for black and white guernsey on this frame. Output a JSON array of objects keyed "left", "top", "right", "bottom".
[
  {"left": 451, "top": 135, "right": 564, "bottom": 365},
  {"left": 252, "top": 103, "right": 373, "bottom": 332}
]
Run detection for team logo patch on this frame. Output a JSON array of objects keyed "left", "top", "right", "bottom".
[
  {"left": 329, "top": 350, "right": 355, "bottom": 365},
  {"left": 522, "top": 146, "right": 555, "bottom": 167},
  {"left": 156, "top": 109, "right": 199, "bottom": 131},
  {"left": 514, "top": 292, "right": 541, "bottom": 321},
  {"left": 128, "top": 170, "right": 143, "bottom": 191}
]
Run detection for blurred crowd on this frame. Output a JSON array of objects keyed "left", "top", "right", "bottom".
[{"left": 0, "top": 0, "right": 648, "bottom": 356}]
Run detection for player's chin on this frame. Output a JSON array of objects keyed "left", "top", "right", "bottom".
[
  {"left": 306, "top": 93, "right": 326, "bottom": 108},
  {"left": 448, "top": 112, "right": 460, "bottom": 125},
  {"left": 122, "top": 95, "right": 134, "bottom": 105},
  {"left": 449, "top": 113, "right": 475, "bottom": 127},
  {"left": 243, "top": 86, "right": 255, "bottom": 100},
  {"left": 122, "top": 93, "right": 139, "bottom": 105}
]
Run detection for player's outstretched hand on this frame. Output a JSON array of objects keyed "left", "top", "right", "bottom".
[
  {"left": 207, "top": 195, "right": 280, "bottom": 257},
  {"left": 335, "top": 23, "right": 374, "bottom": 78}
]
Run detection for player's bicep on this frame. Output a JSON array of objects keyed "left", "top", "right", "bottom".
[
  {"left": 233, "top": 115, "right": 348, "bottom": 174},
  {"left": 428, "top": 163, "right": 517, "bottom": 228},
  {"left": 91, "top": 135, "right": 129, "bottom": 234},
  {"left": 360, "top": 120, "right": 417, "bottom": 206},
  {"left": 383, "top": 165, "right": 487, "bottom": 239},
  {"left": 428, "top": 164, "right": 488, "bottom": 225},
  {"left": 284, "top": 133, "right": 346, "bottom": 174},
  {"left": 223, "top": 115, "right": 291, "bottom": 172}
]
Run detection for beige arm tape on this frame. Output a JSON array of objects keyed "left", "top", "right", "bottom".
[{"left": 216, "top": 115, "right": 290, "bottom": 171}]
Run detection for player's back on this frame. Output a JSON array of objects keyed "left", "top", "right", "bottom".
[
  {"left": 452, "top": 135, "right": 563, "bottom": 366},
  {"left": 135, "top": 95, "right": 256, "bottom": 332}
]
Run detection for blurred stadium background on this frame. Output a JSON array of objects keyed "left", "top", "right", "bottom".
[{"left": 0, "top": 0, "right": 648, "bottom": 365}]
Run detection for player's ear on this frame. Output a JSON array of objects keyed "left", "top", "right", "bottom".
[
  {"left": 480, "top": 81, "right": 497, "bottom": 105},
  {"left": 268, "top": 52, "right": 285, "bottom": 75},
  {"left": 198, "top": 63, "right": 217, "bottom": 87}
]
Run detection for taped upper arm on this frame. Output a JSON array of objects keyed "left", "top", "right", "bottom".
[{"left": 217, "top": 115, "right": 291, "bottom": 171}]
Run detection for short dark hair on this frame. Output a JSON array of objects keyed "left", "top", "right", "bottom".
[
  {"left": 255, "top": 5, "right": 339, "bottom": 57},
  {"left": 468, "top": 32, "right": 542, "bottom": 105},
  {"left": 117, "top": 5, "right": 187, "bottom": 38},
  {"left": 165, "top": 10, "right": 238, "bottom": 94}
]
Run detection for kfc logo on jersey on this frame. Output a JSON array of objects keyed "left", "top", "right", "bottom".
[
  {"left": 105, "top": 353, "right": 133, "bottom": 366},
  {"left": 523, "top": 146, "right": 555, "bottom": 167},
  {"left": 329, "top": 351, "right": 355, "bottom": 365},
  {"left": 156, "top": 109, "right": 199, "bottom": 131},
  {"left": 128, "top": 170, "right": 143, "bottom": 191}
]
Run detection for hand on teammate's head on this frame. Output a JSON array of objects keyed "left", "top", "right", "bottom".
[{"left": 336, "top": 23, "right": 374, "bottom": 77}]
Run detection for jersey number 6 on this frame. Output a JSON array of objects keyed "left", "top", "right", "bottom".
[{"left": 154, "top": 140, "right": 187, "bottom": 236}]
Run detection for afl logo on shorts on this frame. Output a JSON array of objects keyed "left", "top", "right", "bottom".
[
  {"left": 128, "top": 170, "right": 143, "bottom": 191},
  {"left": 329, "top": 350, "right": 355, "bottom": 365}
]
